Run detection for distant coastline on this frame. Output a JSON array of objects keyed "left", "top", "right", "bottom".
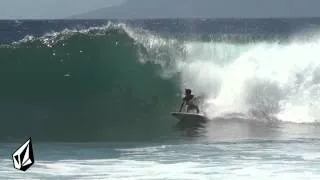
[
  {"left": 69, "top": 0, "right": 320, "bottom": 20},
  {"left": 1, "top": 17, "right": 320, "bottom": 21}
]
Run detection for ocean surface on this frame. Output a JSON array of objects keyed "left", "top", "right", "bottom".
[{"left": 1, "top": 18, "right": 320, "bottom": 179}]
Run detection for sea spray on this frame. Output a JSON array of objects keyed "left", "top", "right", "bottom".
[{"left": 128, "top": 24, "right": 320, "bottom": 123}]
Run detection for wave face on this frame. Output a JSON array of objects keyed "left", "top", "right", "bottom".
[
  {"left": 0, "top": 24, "right": 181, "bottom": 141},
  {"left": 1, "top": 19, "right": 320, "bottom": 141}
]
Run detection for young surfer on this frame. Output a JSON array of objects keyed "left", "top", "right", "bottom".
[{"left": 179, "top": 89, "right": 200, "bottom": 114}]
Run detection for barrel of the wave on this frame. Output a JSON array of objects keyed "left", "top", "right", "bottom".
[{"left": 0, "top": 23, "right": 179, "bottom": 142}]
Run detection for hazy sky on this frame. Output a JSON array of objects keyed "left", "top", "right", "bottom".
[
  {"left": 0, "top": 0, "right": 125, "bottom": 19},
  {"left": 1, "top": 0, "right": 320, "bottom": 19}
]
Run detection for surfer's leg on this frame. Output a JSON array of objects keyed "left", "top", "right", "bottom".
[
  {"left": 187, "top": 104, "right": 199, "bottom": 113},
  {"left": 187, "top": 105, "right": 194, "bottom": 112}
]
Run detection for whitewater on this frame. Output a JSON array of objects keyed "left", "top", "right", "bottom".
[
  {"left": 126, "top": 22, "right": 320, "bottom": 124},
  {"left": 1, "top": 19, "right": 320, "bottom": 179}
]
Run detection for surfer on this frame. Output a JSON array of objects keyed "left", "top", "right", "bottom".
[{"left": 179, "top": 89, "right": 200, "bottom": 114}]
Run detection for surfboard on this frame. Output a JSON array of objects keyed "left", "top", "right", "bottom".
[{"left": 171, "top": 112, "right": 207, "bottom": 122}]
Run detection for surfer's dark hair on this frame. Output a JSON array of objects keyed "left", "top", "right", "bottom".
[{"left": 185, "top": 89, "right": 191, "bottom": 94}]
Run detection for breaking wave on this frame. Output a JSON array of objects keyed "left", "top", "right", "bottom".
[{"left": 1, "top": 21, "right": 320, "bottom": 141}]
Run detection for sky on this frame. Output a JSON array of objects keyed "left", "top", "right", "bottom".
[
  {"left": 0, "top": 0, "right": 125, "bottom": 19},
  {"left": 1, "top": 0, "right": 320, "bottom": 19}
]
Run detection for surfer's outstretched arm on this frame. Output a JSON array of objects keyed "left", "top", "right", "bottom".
[{"left": 179, "top": 101, "right": 185, "bottom": 112}]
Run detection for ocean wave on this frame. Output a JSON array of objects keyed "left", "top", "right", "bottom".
[{"left": 1, "top": 21, "right": 320, "bottom": 141}]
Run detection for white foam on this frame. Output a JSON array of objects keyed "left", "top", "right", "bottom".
[
  {"left": 125, "top": 25, "right": 320, "bottom": 123},
  {"left": 2, "top": 142, "right": 320, "bottom": 180}
]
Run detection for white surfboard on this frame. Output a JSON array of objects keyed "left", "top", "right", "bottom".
[{"left": 171, "top": 112, "right": 207, "bottom": 122}]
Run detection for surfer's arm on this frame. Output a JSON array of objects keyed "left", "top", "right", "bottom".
[{"left": 179, "top": 101, "right": 185, "bottom": 112}]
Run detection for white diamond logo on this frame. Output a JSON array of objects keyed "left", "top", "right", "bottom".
[{"left": 12, "top": 137, "right": 34, "bottom": 171}]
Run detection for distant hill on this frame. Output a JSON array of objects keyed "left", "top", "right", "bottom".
[{"left": 70, "top": 0, "right": 320, "bottom": 19}]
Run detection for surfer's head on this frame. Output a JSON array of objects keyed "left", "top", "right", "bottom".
[{"left": 185, "top": 89, "right": 191, "bottom": 95}]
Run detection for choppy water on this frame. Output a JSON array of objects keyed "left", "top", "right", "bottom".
[{"left": 1, "top": 137, "right": 320, "bottom": 179}]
